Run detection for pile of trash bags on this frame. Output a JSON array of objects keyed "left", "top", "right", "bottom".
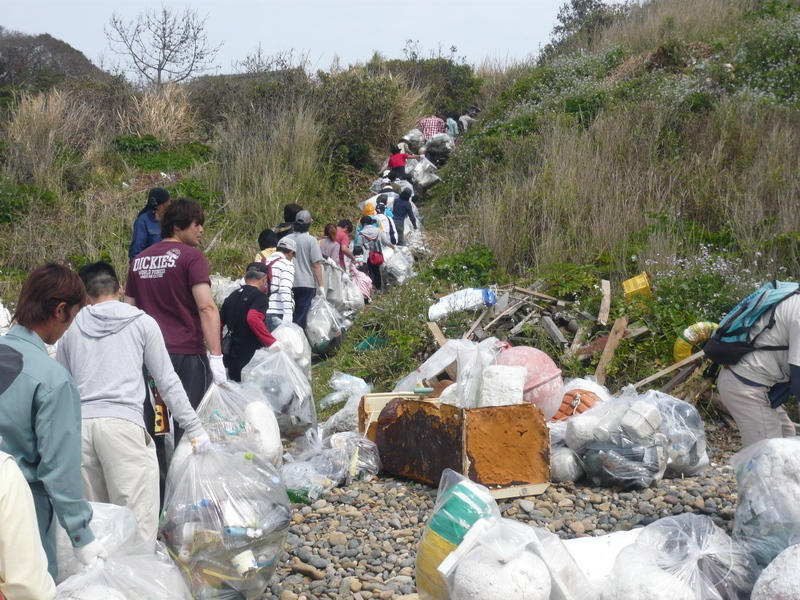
[
  {"left": 406, "top": 156, "right": 441, "bottom": 195},
  {"left": 170, "top": 382, "right": 282, "bottom": 471},
  {"left": 55, "top": 503, "right": 192, "bottom": 599},
  {"left": 242, "top": 349, "right": 316, "bottom": 439},
  {"left": 401, "top": 128, "right": 426, "bottom": 153},
  {"left": 305, "top": 296, "right": 349, "bottom": 355},
  {"left": 321, "top": 259, "right": 364, "bottom": 321},
  {"left": 417, "top": 470, "right": 597, "bottom": 600},
  {"left": 422, "top": 133, "right": 456, "bottom": 165},
  {"left": 319, "top": 371, "right": 373, "bottom": 437},
  {"left": 556, "top": 387, "right": 708, "bottom": 489},
  {"left": 160, "top": 447, "right": 291, "bottom": 599},
  {"left": 282, "top": 429, "right": 381, "bottom": 504},
  {"left": 210, "top": 275, "right": 241, "bottom": 306}
]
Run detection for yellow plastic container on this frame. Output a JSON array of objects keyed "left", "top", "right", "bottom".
[{"left": 623, "top": 272, "right": 651, "bottom": 300}]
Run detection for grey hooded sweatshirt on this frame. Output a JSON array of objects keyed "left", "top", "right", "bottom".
[{"left": 56, "top": 301, "right": 203, "bottom": 438}]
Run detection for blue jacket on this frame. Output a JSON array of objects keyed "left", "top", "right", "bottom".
[
  {"left": 129, "top": 210, "right": 162, "bottom": 262},
  {"left": 0, "top": 325, "right": 94, "bottom": 547},
  {"left": 391, "top": 197, "right": 418, "bottom": 229}
]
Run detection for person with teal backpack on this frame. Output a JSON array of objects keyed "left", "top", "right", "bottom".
[{"left": 709, "top": 281, "right": 800, "bottom": 447}]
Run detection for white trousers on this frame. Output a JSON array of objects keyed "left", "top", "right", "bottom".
[
  {"left": 81, "top": 418, "right": 159, "bottom": 550},
  {"left": 717, "top": 368, "right": 796, "bottom": 448}
]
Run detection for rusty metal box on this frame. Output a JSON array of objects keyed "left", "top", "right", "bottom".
[{"left": 359, "top": 395, "right": 550, "bottom": 498}]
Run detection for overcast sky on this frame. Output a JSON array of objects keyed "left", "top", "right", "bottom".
[{"left": 2, "top": 0, "right": 564, "bottom": 75}]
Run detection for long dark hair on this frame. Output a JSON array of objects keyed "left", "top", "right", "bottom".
[{"left": 136, "top": 187, "right": 170, "bottom": 218}]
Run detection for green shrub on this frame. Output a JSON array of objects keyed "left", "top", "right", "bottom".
[
  {"left": 425, "top": 245, "right": 507, "bottom": 288},
  {"left": 114, "top": 135, "right": 212, "bottom": 173}
]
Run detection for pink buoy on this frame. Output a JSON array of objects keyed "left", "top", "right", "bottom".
[{"left": 494, "top": 345, "right": 563, "bottom": 420}]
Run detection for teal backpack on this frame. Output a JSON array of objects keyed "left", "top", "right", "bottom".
[{"left": 703, "top": 281, "right": 800, "bottom": 365}]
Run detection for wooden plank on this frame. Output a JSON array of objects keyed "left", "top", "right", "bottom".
[
  {"left": 564, "top": 326, "right": 588, "bottom": 358},
  {"left": 462, "top": 309, "right": 489, "bottom": 340},
  {"left": 659, "top": 362, "right": 701, "bottom": 394},
  {"left": 598, "top": 280, "right": 611, "bottom": 326},
  {"left": 594, "top": 316, "right": 629, "bottom": 385},
  {"left": 513, "top": 286, "right": 559, "bottom": 303},
  {"left": 541, "top": 316, "right": 568, "bottom": 346},
  {"left": 489, "top": 482, "right": 549, "bottom": 500},
  {"left": 483, "top": 300, "right": 525, "bottom": 331},
  {"left": 427, "top": 321, "right": 448, "bottom": 347},
  {"left": 508, "top": 312, "right": 539, "bottom": 336},
  {"left": 632, "top": 350, "right": 705, "bottom": 389}
]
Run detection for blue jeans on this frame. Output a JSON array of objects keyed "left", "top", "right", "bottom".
[{"left": 293, "top": 287, "right": 316, "bottom": 329}]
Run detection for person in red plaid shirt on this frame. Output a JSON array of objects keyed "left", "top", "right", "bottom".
[{"left": 418, "top": 115, "right": 446, "bottom": 139}]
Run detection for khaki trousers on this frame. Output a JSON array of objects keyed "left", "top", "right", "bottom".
[
  {"left": 81, "top": 417, "right": 159, "bottom": 550},
  {"left": 717, "top": 368, "right": 796, "bottom": 448}
]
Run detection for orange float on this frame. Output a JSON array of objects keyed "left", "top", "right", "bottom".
[{"left": 551, "top": 389, "right": 601, "bottom": 421}]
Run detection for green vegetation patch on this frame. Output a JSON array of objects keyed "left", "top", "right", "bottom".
[{"left": 113, "top": 135, "right": 213, "bottom": 173}]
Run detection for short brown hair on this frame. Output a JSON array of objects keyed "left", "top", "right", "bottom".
[
  {"left": 14, "top": 262, "right": 86, "bottom": 328},
  {"left": 324, "top": 223, "right": 337, "bottom": 240},
  {"left": 160, "top": 198, "right": 205, "bottom": 239}
]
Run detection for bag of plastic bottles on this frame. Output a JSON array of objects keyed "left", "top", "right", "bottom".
[
  {"left": 270, "top": 323, "right": 312, "bottom": 380},
  {"left": 327, "top": 432, "right": 382, "bottom": 484},
  {"left": 242, "top": 350, "right": 316, "bottom": 440},
  {"left": 305, "top": 296, "right": 347, "bottom": 355},
  {"left": 160, "top": 447, "right": 291, "bottom": 599}
]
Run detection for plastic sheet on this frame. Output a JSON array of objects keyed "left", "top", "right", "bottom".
[
  {"left": 171, "top": 382, "right": 282, "bottom": 471},
  {"left": 242, "top": 350, "right": 316, "bottom": 439},
  {"left": 305, "top": 296, "right": 347, "bottom": 354},
  {"left": 56, "top": 503, "right": 148, "bottom": 584},
  {"left": 327, "top": 432, "right": 382, "bottom": 484},
  {"left": 731, "top": 437, "right": 800, "bottom": 564},
  {"left": 428, "top": 288, "right": 497, "bottom": 322},
  {"left": 394, "top": 339, "right": 472, "bottom": 392},
  {"left": 606, "top": 514, "right": 756, "bottom": 600},
  {"left": 270, "top": 323, "right": 312, "bottom": 380},
  {"left": 55, "top": 546, "right": 191, "bottom": 600},
  {"left": 160, "top": 448, "right": 291, "bottom": 599}
]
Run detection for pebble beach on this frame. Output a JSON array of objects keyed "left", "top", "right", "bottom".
[{"left": 264, "top": 425, "right": 740, "bottom": 600}]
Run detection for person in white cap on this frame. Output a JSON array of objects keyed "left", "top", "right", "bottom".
[
  {"left": 286, "top": 211, "right": 325, "bottom": 329},
  {"left": 265, "top": 236, "right": 297, "bottom": 332}
]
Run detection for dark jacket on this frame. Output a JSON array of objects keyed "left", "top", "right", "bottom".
[
  {"left": 391, "top": 197, "right": 417, "bottom": 229},
  {"left": 129, "top": 211, "right": 162, "bottom": 262}
]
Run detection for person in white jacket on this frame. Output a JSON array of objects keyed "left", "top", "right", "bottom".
[
  {"left": 0, "top": 448, "right": 55, "bottom": 600},
  {"left": 56, "top": 261, "right": 210, "bottom": 550}
]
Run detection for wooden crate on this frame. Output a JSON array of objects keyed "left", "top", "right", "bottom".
[{"left": 359, "top": 394, "right": 550, "bottom": 498}]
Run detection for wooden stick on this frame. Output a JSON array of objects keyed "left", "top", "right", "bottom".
[
  {"left": 564, "top": 326, "right": 588, "bottom": 358},
  {"left": 462, "top": 309, "right": 489, "bottom": 340},
  {"left": 508, "top": 312, "right": 539, "bottom": 336},
  {"left": 598, "top": 280, "right": 611, "bottom": 326},
  {"left": 513, "top": 286, "right": 559, "bottom": 303},
  {"left": 594, "top": 316, "right": 628, "bottom": 385},
  {"left": 483, "top": 301, "right": 524, "bottom": 331},
  {"left": 632, "top": 351, "right": 705, "bottom": 389},
  {"left": 427, "top": 322, "right": 448, "bottom": 347},
  {"left": 203, "top": 228, "right": 224, "bottom": 254},
  {"left": 659, "top": 362, "right": 701, "bottom": 394}
]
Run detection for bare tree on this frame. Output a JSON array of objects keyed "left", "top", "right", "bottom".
[{"left": 105, "top": 7, "right": 222, "bottom": 86}]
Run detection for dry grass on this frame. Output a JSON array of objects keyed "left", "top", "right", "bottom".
[
  {"left": 5, "top": 90, "right": 104, "bottom": 189},
  {"left": 599, "top": 0, "right": 758, "bottom": 52},
  {"left": 116, "top": 84, "right": 196, "bottom": 145}
]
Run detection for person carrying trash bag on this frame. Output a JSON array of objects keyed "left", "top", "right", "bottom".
[
  {"left": 220, "top": 262, "right": 284, "bottom": 382},
  {"left": 56, "top": 261, "right": 212, "bottom": 550},
  {"left": 0, "top": 263, "right": 106, "bottom": 579},
  {"left": 355, "top": 215, "right": 394, "bottom": 291}
]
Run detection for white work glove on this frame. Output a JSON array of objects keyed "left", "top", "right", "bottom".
[
  {"left": 317, "top": 286, "right": 326, "bottom": 297},
  {"left": 208, "top": 354, "right": 227, "bottom": 385},
  {"left": 282, "top": 313, "right": 293, "bottom": 326},
  {"left": 73, "top": 539, "right": 107, "bottom": 567},
  {"left": 190, "top": 429, "right": 211, "bottom": 454},
  {"left": 268, "top": 340, "right": 283, "bottom": 354}
]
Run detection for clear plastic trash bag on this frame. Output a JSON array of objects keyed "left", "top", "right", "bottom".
[
  {"left": 171, "top": 382, "right": 282, "bottom": 471},
  {"left": 320, "top": 372, "right": 372, "bottom": 437},
  {"left": 321, "top": 259, "right": 345, "bottom": 309},
  {"left": 305, "top": 296, "right": 347, "bottom": 355},
  {"left": 582, "top": 432, "right": 667, "bottom": 490},
  {"left": 242, "top": 350, "right": 316, "bottom": 439},
  {"left": 271, "top": 323, "right": 312, "bottom": 380},
  {"left": 402, "top": 128, "right": 426, "bottom": 153},
  {"left": 731, "top": 436, "right": 800, "bottom": 565},
  {"left": 381, "top": 246, "right": 416, "bottom": 286},
  {"left": 606, "top": 513, "right": 757, "bottom": 600},
  {"left": 327, "top": 432, "right": 382, "bottom": 484},
  {"left": 56, "top": 503, "right": 148, "bottom": 584},
  {"left": 428, "top": 288, "right": 497, "bottom": 322},
  {"left": 160, "top": 447, "right": 291, "bottom": 599},
  {"left": 55, "top": 545, "right": 191, "bottom": 600}
]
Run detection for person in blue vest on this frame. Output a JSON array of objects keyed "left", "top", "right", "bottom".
[{"left": 129, "top": 187, "right": 171, "bottom": 262}]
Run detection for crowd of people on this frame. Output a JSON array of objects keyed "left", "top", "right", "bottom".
[{"left": 0, "top": 120, "right": 436, "bottom": 595}]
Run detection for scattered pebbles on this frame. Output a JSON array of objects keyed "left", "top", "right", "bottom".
[{"left": 265, "top": 427, "right": 739, "bottom": 599}]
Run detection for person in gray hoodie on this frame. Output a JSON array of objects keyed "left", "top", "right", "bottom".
[{"left": 56, "top": 261, "right": 210, "bottom": 550}]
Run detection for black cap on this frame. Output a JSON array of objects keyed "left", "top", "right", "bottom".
[
  {"left": 246, "top": 262, "right": 269, "bottom": 275},
  {"left": 148, "top": 187, "right": 170, "bottom": 205}
]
